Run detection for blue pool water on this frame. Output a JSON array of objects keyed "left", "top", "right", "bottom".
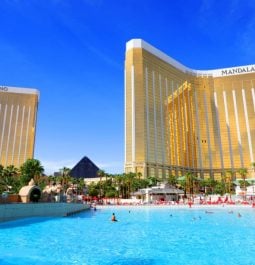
[{"left": 0, "top": 207, "right": 255, "bottom": 265}]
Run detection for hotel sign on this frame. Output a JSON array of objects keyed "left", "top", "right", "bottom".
[
  {"left": 221, "top": 65, "right": 255, "bottom": 76},
  {"left": 0, "top": 86, "right": 8, "bottom": 92}
]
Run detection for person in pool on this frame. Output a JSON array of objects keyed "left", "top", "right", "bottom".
[{"left": 111, "top": 213, "right": 118, "bottom": 222}]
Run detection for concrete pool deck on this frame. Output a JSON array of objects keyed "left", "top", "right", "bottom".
[{"left": 0, "top": 203, "right": 90, "bottom": 222}]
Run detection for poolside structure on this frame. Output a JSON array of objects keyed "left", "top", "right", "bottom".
[
  {"left": 19, "top": 179, "right": 41, "bottom": 203},
  {"left": 132, "top": 183, "right": 184, "bottom": 203},
  {"left": 124, "top": 39, "right": 255, "bottom": 180},
  {"left": 0, "top": 85, "right": 39, "bottom": 167}
]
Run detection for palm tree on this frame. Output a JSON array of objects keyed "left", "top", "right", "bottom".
[
  {"left": 137, "top": 172, "right": 142, "bottom": 180},
  {"left": 0, "top": 164, "right": 4, "bottom": 193},
  {"left": 116, "top": 173, "right": 126, "bottom": 198},
  {"left": 59, "top": 174, "right": 72, "bottom": 193},
  {"left": 97, "top": 170, "right": 106, "bottom": 198},
  {"left": 118, "top": 173, "right": 136, "bottom": 199},
  {"left": 251, "top": 162, "right": 255, "bottom": 183},
  {"left": 0, "top": 165, "right": 20, "bottom": 193},
  {"left": 185, "top": 172, "right": 196, "bottom": 198},
  {"left": 251, "top": 162, "right": 255, "bottom": 173},
  {"left": 114, "top": 174, "right": 123, "bottom": 198},
  {"left": 238, "top": 168, "right": 248, "bottom": 200},
  {"left": 226, "top": 170, "right": 234, "bottom": 199},
  {"left": 61, "top": 167, "right": 71, "bottom": 185},
  {"left": 220, "top": 171, "right": 227, "bottom": 195},
  {"left": 147, "top": 176, "right": 158, "bottom": 187},
  {"left": 168, "top": 175, "right": 177, "bottom": 187},
  {"left": 88, "top": 182, "right": 99, "bottom": 197},
  {"left": 126, "top": 172, "right": 136, "bottom": 198},
  {"left": 201, "top": 178, "right": 217, "bottom": 195},
  {"left": 177, "top": 173, "right": 195, "bottom": 199},
  {"left": 0, "top": 164, "right": 4, "bottom": 175},
  {"left": 122, "top": 173, "right": 128, "bottom": 198},
  {"left": 60, "top": 167, "right": 70, "bottom": 177},
  {"left": 20, "top": 158, "right": 44, "bottom": 186}
]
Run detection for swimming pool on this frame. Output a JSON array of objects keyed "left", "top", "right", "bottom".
[{"left": 0, "top": 207, "right": 255, "bottom": 265}]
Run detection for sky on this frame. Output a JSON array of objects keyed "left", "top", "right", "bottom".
[{"left": 0, "top": 0, "right": 255, "bottom": 175}]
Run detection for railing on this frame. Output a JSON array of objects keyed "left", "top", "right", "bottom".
[{"left": 0, "top": 193, "right": 87, "bottom": 204}]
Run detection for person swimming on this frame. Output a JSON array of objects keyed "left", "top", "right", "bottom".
[{"left": 111, "top": 213, "right": 118, "bottom": 222}]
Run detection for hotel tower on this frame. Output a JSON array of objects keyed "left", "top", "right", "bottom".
[
  {"left": 0, "top": 86, "right": 39, "bottom": 168},
  {"left": 125, "top": 39, "right": 255, "bottom": 180}
]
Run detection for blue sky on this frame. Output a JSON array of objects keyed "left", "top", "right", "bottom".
[{"left": 0, "top": 0, "right": 254, "bottom": 174}]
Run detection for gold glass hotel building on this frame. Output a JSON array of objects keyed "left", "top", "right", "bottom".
[
  {"left": 0, "top": 86, "right": 39, "bottom": 167},
  {"left": 125, "top": 39, "right": 255, "bottom": 180}
]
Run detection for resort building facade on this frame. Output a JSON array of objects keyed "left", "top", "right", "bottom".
[
  {"left": 124, "top": 39, "right": 255, "bottom": 180},
  {"left": 0, "top": 86, "right": 39, "bottom": 167}
]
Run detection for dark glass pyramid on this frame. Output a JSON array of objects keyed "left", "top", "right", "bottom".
[{"left": 69, "top": 156, "right": 99, "bottom": 178}]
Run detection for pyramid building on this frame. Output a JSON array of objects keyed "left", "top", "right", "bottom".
[{"left": 70, "top": 156, "right": 99, "bottom": 179}]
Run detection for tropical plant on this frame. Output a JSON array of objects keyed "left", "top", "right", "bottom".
[
  {"left": 20, "top": 159, "right": 44, "bottom": 186},
  {"left": 105, "top": 190, "right": 117, "bottom": 198},
  {"left": 113, "top": 174, "right": 122, "bottom": 197},
  {"left": 88, "top": 185, "right": 99, "bottom": 197},
  {"left": 97, "top": 169, "right": 106, "bottom": 198},
  {"left": 147, "top": 176, "right": 158, "bottom": 187},
  {"left": 226, "top": 170, "right": 235, "bottom": 198},
  {"left": 168, "top": 175, "right": 178, "bottom": 187},
  {"left": 0, "top": 165, "right": 20, "bottom": 193},
  {"left": 181, "top": 172, "right": 197, "bottom": 198},
  {"left": 214, "top": 181, "right": 225, "bottom": 195},
  {"left": 137, "top": 172, "right": 142, "bottom": 180},
  {"left": 238, "top": 168, "right": 248, "bottom": 200},
  {"left": 200, "top": 178, "right": 217, "bottom": 195},
  {"left": 125, "top": 172, "right": 136, "bottom": 198},
  {"left": 251, "top": 162, "right": 255, "bottom": 173},
  {"left": 59, "top": 170, "right": 72, "bottom": 193},
  {"left": 238, "top": 168, "right": 248, "bottom": 189}
]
